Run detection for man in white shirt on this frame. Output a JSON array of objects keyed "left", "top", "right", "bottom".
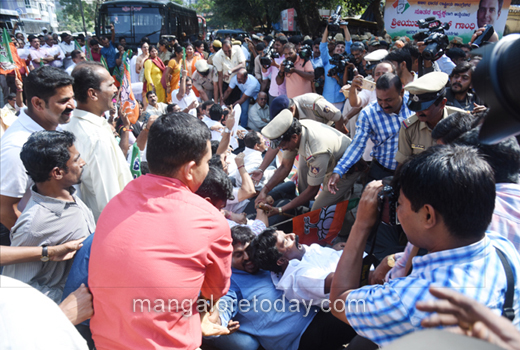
[
  {"left": 43, "top": 35, "right": 65, "bottom": 68},
  {"left": 65, "top": 50, "right": 86, "bottom": 75},
  {"left": 59, "top": 33, "right": 76, "bottom": 69},
  {"left": 171, "top": 71, "right": 199, "bottom": 118},
  {"left": 222, "top": 68, "right": 260, "bottom": 128},
  {"left": 234, "top": 130, "right": 269, "bottom": 190},
  {"left": 202, "top": 102, "right": 225, "bottom": 141},
  {"left": 0, "top": 67, "right": 75, "bottom": 231},
  {"left": 144, "top": 91, "right": 167, "bottom": 117},
  {"left": 212, "top": 39, "right": 246, "bottom": 105},
  {"left": 62, "top": 62, "right": 133, "bottom": 221},
  {"left": 253, "top": 228, "right": 348, "bottom": 307}
]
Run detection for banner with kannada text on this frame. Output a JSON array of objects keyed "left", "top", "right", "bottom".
[{"left": 384, "top": 0, "right": 512, "bottom": 43}]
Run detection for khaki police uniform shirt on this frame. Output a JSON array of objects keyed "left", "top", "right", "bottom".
[
  {"left": 293, "top": 93, "right": 342, "bottom": 125},
  {"left": 395, "top": 106, "right": 466, "bottom": 164},
  {"left": 192, "top": 65, "right": 218, "bottom": 93},
  {"left": 283, "top": 120, "right": 351, "bottom": 187}
]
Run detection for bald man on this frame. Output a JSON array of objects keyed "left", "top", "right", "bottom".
[{"left": 222, "top": 68, "right": 261, "bottom": 127}]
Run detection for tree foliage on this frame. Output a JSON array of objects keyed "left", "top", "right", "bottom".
[
  {"left": 204, "top": 0, "right": 381, "bottom": 36},
  {"left": 58, "top": 0, "right": 97, "bottom": 32}
]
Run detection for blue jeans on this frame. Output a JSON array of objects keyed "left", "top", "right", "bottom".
[
  {"left": 203, "top": 331, "right": 260, "bottom": 350},
  {"left": 239, "top": 98, "right": 250, "bottom": 128}
]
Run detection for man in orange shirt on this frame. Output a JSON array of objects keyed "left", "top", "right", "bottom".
[
  {"left": 89, "top": 112, "right": 232, "bottom": 350},
  {"left": 276, "top": 43, "right": 314, "bottom": 98}
]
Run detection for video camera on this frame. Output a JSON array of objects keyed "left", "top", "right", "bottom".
[
  {"left": 474, "top": 34, "right": 520, "bottom": 144},
  {"left": 413, "top": 17, "right": 450, "bottom": 61},
  {"left": 260, "top": 40, "right": 280, "bottom": 69},
  {"left": 471, "top": 24, "right": 495, "bottom": 49},
  {"left": 298, "top": 44, "right": 312, "bottom": 63},
  {"left": 282, "top": 59, "right": 294, "bottom": 73},
  {"left": 328, "top": 53, "right": 355, "bottom": 77},
  {"left": 328, "top": 5, "right": 348, "bottom": 33},
  {"left": 379, "top": 177, "right": 400, "bottom": 226}
]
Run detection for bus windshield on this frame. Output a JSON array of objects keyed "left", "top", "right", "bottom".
[{"left": 106, "top": 6, "right": 163, "bottom": 44}]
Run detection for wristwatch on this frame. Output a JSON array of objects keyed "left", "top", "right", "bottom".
[
  {"left": 223, "top": 127, "right": 231, "bottom": 134},
  {"left": 227, "top": 70, "right": 232, "bottom": 75},
  {"left": 278, "top": 207, "right": 283, "bottom": 214},
  {"left": 41, "top": 246, "right": 50, "bottom": 262},
  {"left": 387, "top": 254, "right": 396, "bottom": 268}
]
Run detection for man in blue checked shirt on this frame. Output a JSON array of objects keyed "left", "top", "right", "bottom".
[
  {"left": 330, "top": 145, "right": 520, "bottom": 348},
  {"left": 328, "top": 73, "right": 412, "bottom": 194}
]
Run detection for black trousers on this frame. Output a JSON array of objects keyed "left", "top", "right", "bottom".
[{"left": 298, "top": 310, "right": 357, "bottom": 350}]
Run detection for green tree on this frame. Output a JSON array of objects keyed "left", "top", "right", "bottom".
[
  {"left": 58, "top": 0, "right": 98, "bottom": 33},
  {"left": 208, "top": 0, "right": 381, "bottom": 36}
]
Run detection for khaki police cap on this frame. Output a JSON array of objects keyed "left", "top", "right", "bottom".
[
  {"left": 212, "top": 40, "right": 222, "bottom": 48},
  {"left": 261, "top": 109, "right": 294, "bottom": 140},
  {"left": 450, "top": 36, "right": 463, "bottom": 45},
  {"left": 364, "top": 49, "right": 388, "bottom": 63},
  {"left": 195, "top": 60, "right": 210, "bottom": 73},
  {"left": 405, "top": 72, "right": 449, "bottom": 111}
]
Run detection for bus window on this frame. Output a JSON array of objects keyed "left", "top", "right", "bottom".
[
  {"left": 133, "top": 7, "right": 163, "bottom": 43},
  {"left": 108, "top": 8, "right": 131, "bottom": 37}
]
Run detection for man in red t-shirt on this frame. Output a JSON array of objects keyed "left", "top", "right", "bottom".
[{"left": 89, "top": 113, "right": 233, "bottom": 350}]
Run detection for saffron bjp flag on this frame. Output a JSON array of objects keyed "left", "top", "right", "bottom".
[
  {"left": 0, "top": 30, "right": 17, "bottom": 72},
  {"left": 292, "top": 200, "right": 350, "bottom": 245},
  {"left": 119, "top": 51, "right": 139, "bottom": 124}
]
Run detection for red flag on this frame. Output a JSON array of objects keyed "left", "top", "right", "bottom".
[
  {"left": 292, "top": 200, "right": 350, "bottom": 245},
  {"left": 119, "top": 51, "right": 139, "bottom": 124}
]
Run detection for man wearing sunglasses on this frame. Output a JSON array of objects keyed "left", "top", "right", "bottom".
[{"left": 395, "top": 72, "right": 466, "bottom": 164}]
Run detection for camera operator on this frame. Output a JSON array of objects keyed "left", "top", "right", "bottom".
[
  {"left": 330, "top": 144, "right": 520, "bottom": 348},
  {"left": 320, "top": 21, "right": 352, "bottom": 109},
  {"left": 275, "top": 43, "right": 314, "bottom": 99},
  {"left": 349, "top": 42, "right": 368, "bottom": 79},
  {"left": 261, "top": 36, "right": 288, "bottom": 105}
]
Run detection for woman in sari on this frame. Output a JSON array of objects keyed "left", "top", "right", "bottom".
[
  {"left": 143, "top": 46, "right": 166, "bottom": 102},
  {"left": 163, "top": 45, "right": 183, "bottom": 103}
]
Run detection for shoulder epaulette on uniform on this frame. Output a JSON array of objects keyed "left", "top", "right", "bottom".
[{"left": 402, "top": 114, "right": 418, "bottom": 129}]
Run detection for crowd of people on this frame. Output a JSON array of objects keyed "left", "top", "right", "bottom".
[{"left": 1, "top": 16, "right": 520, "bottom": 350}]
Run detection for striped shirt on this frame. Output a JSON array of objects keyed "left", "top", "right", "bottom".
[
  {"left": 346, "top": 232, "right": 520, "bottom": 347},
  {"left": 387, "top": 183, "right": 520, "bottom": 281},
  {"left": 334, "top": 96, "right": 412, "bottom": 176}
]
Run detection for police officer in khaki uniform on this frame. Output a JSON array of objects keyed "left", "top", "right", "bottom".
[
  {"left": 192, "top": 60, "right": 218, "bottom": 102},
  {"left": 396, "top": 72, "right": 466, "bottom": 164},
  {"left": 255, "top": 110, "right": 359, "bottom": 214},
  {"left": 270, "top": 94, "right": 342, "bottom": 128}
]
